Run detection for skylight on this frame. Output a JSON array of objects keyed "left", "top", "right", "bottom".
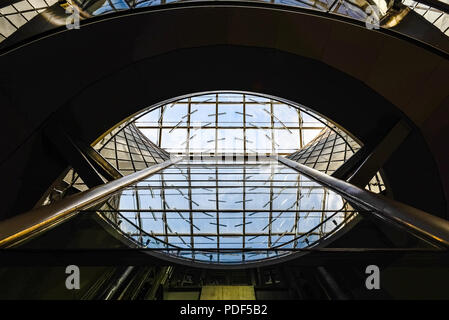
[
  {"left": 134, "top": 93, "right": 326, "bottom": 156},
  {"left": 96, "top": 157, "right": 356, "bottom": 265}
]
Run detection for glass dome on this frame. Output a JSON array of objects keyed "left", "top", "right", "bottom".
[
  {"left": 40, "top": 91, "right": 385, "bottom": 266},
  {"left": 84, "top": 92, "right": 360, "bottom": 265}
]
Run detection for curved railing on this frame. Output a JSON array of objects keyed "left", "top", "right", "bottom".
[
  {"left": 0, "top": 157, "right": 180, "bottom": 247},
  {"left": 279, "top": 156, "right": 449, "bottom": 248},
  {"left": 0, "top": 0, "right": 448, "bottom": 54}
]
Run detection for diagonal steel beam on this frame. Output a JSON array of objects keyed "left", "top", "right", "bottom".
[
  {"left": 44, "top": 123, "right": 122, "bottom": 188},
  {"left": 348, "top": 119, "right": 410, "bottom": 188},
  {"left": 73, "top": 137, "right": 123, "bottom": 181},
  {"left": 332, "top": 119, "right": 410, "bottom": 188},
  {"left": 44, "top": 124, "right": 106, "bottom": 188},
  {"left": 278, "top": 156, "right": 449, "bottom": 248},
  {"left": 0, "top": 157, "right": 180, "bottom": 247}
]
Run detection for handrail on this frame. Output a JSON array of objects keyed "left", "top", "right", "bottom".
[
  {"left": 278, "top": 156, "right": 449, "bottom": 248},
  {"left": 1, "top": 1, "right": 449, "bottom": 58},
  {"left": 1, "top": 153, "right": 448, "bottom": 265},
  {"left": 1, "top": 0, "right": 448, "bottom": 13},
  {"left": 0, "top": 157, "right": 181, "bottom": 247}
]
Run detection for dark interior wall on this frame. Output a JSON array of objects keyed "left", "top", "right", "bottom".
[
  {"left": 0, "top": 4, "right": 448, "bottom": 220},
  {"left": 0, "top": 214, "right": 128, "bottom": 299},
  {"left": 421, "top": 98, "right": 449, "bottom": 218},
  {"left": 2, "top": 211, "right": 448, "bottom": 299}
]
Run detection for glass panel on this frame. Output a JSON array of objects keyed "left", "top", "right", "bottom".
[
  {"left": 135, "top": 93, "right": 329, "bottom": 156},
  {"left": 85, "top": 158, "right": 357, "bottom": 264}
]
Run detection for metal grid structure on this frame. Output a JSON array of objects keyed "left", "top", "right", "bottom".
[
  {"left": 40, "top": 91, "right": 385, "bottom": 206},
  {"left": 82, "top": 0, "right": 331, "bottom": 16},
  {"left": 81, "top": 0, "right": 391, "bottom": 22},
  {"left": 135, "top": 93, "right": 326, "bottom": 156},
  {"left": 36, "top": 91, "right": 386, "bottom": 264},
  {"left": 97, "top": 122, "right": 170, "bottom": 175},
  {"left": 287, "top": 125, "right": 360, "bottom": 174},
  {"left": 134, "top": 92, "right": 385, "bottom": 193},
  {"left": 0, "top": 0, "right": 58, "bottom": 41},
  {"left": 287, "top": 125, "right": 385, "bottom": 193},
  {"left": 95, "top": 158, "right": 357, "bottom": 264},
  {"left": 40, "top": 122, "right": 170, "bottom": 205},
  {"left": 402, "top": 0, "right": 449, "bottom": 36}
]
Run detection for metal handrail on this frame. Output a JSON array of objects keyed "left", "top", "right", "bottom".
[
  {"left": 1, "top": 0, "right": 448, "bottom": 12},
  {"left": 0, "top": 157, "right": 181, "bottom": 247},
  {"left": 278, "top": 156, "right": 449, "bottom": 248},
  {"left": 2, "top": 154, "right": 449, "bottom": 251},
  {"left": 1, "top": 0, "right": 449, "bottom": 58}
]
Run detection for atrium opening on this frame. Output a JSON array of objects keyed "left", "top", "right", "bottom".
[{"left": 1, "top": 0, "right": 449, "bottom": 301}]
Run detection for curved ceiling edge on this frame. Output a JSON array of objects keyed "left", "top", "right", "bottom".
[{"left": 0, "top": 5, "right": 447, "bottom": 219}]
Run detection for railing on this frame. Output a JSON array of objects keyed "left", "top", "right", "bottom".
[
  {"left": 0, "top": 0, "right": 448, "bottom": 53},
  {"left": 0, "top": 157, "right": 181, "bottom": 248},
  {"left": 278, "top": 156, "right": 449, "bottom": 248},
  {"left": 1, "top": 153, "right": 448, "bottom": 254}
]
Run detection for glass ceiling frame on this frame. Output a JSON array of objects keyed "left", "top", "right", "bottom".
[
  {"left": 135, "top": 93, "right": 327, "bottom": 156},
  {"left": 94, "top": 158, "right": 357, "bottom": 264}
]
